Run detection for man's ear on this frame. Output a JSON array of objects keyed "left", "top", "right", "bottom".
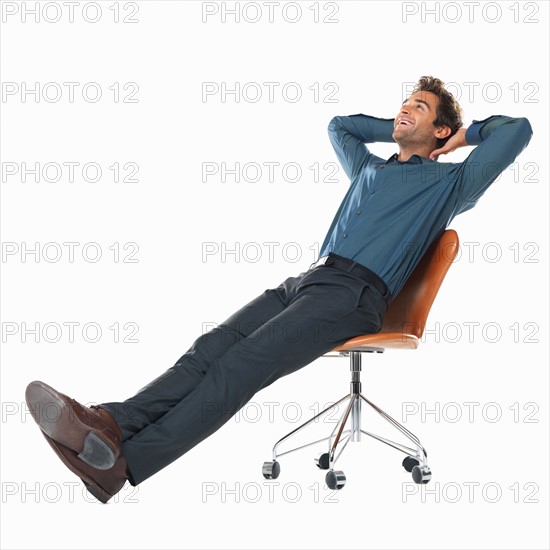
[{"left": 435, "top": 125, "right": 452, "bottom": 140}]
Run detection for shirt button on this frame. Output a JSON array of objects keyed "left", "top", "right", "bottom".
[
  {"left": 343, "top": 233, "right": 348, "bottom": 238},
  {"left": 356, "top": 210, "right": 361, "bottom": 215},
  {"left": 371, "top": 190, "right": 375, "bottom": 194}
]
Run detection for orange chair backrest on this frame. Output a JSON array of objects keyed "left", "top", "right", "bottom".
[{"left": 380, "top": 229, "right": 459, "bottom": 339}]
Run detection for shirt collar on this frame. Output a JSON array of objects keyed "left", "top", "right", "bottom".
[{"left": 385, "top": 152, "right": 433, "bottom": 165}]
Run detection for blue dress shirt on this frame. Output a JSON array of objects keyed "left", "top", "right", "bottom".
[{"left": 318, "top": 114, "right": 533, "bottom": 299}]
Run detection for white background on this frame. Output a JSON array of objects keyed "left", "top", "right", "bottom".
[{"left": 1, "top": 1, "right": 548, "bottom": 549}]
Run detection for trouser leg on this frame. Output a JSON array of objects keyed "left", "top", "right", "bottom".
[
  {"left": 99, "top": 273, "right": 307, "bottom": 439},
  {"left": 120, "top": 268, "right": 387, "bottom": 485}
]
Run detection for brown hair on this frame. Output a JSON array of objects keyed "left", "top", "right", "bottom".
[{"left": 412, "top": 76, "right": 463, "bottom": 149}]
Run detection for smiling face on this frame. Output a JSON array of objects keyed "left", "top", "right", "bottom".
[{"left": 392, "top": 90, "right": 446, "bottom": 151}]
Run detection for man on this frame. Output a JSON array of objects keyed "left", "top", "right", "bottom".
[{"left": 26, "top": 76, "right": 533, "bottom": 503}]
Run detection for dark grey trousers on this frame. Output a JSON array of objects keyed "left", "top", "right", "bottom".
[{"left": 99, "top": 263, "right": 390, "bottom": 486}]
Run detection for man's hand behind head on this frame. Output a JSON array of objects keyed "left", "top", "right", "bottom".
[{"left": 429, "top": 128, "right": 468, "bottom": 161}]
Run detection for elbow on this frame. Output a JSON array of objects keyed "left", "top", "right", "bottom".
[
  {"left": 328, "top": 116, "right": 342, "bottom": 133},
  {"left": 516, "top": 117, "right": 533, "bottom": 147}
]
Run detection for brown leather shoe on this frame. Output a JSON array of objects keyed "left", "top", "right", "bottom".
[
  {"left": 25, "top": 380, "right": 122, "bottom": 470},
  {"left": 41, "top": 432, "right": 129, "bottom": 503}
]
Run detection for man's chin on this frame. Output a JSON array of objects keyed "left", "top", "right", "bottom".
[
  {"left": 392, "top": 134, "right": 407, "bottom": 147},
  {"left": 393, "top": 132, "right": 418, "bottom": 148}
]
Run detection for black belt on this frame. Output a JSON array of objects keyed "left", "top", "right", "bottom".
[{"left": 310, "top": 252, "right": 392, "bottom": 302}]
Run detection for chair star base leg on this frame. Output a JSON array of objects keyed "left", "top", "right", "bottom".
[{"left": 262, "top": 351, "right": 431, "bottom": 487}]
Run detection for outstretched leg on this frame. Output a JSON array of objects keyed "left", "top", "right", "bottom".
[
  {"left": 99, "top": 273, "right": 307, "bottom": 439},
  {"left": 119, "top": 270, "right": 386, "bottom": 485}
]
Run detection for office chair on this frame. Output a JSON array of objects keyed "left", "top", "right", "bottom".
[{"left": 262, "top": 229, "right": 459, "bottom": 489}]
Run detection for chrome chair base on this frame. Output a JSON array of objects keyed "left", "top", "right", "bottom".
[{"left": 262, "top": 350, "right": 432, "bottom": 489}]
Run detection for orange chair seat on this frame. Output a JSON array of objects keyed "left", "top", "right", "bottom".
[{"left": 332, "top": 332, "right": 419, "bottom": 352}]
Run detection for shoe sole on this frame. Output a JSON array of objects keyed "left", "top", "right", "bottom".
[
  {"left": 41, "top": 433, "right": 113, "bottom": 504},
  {"left": 26, "top": 381, "right": 118, "bottom": 470}
]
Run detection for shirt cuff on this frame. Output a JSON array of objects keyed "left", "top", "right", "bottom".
[{"left": 465, "top": 121, "right": 484, "bottom": 146}]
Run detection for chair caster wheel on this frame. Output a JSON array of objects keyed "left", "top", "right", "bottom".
[
  {"left": 315, "top": 452, "right": 330, "bottom": 470},
  {"left": 262, "top": 461, "right": 280, "bottom": 479},
  {"left": 325, "top": 470, "right": 346, "bottom": 490},
  {"left": 412, "top": 465, "right": 431, "bottom": 484},
  {"left": 402, "top": 456, "right": 420, "bottom": 472}
]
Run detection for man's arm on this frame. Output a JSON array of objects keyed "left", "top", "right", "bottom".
[
  {"left": 328, "top": 114, "right": 395, "bottom": 181},
  {"left": 434, "top": 116, "right": 533, "bottom": 207}
]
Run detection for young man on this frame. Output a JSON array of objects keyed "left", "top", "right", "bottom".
[{"left": 26, "top": 76, "right": 533, "bottom": 503}]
